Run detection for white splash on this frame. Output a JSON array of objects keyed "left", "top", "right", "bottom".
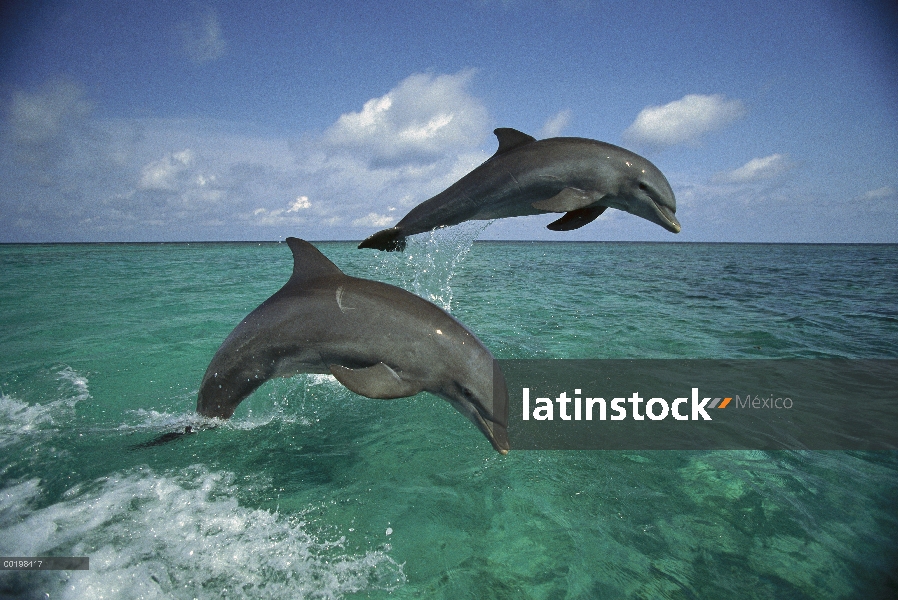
[
  {"left": 121, "top": 373, "right": 345, "bottom": 434},
  {"left": 371, "top": 219, "right": 492, "bottom": 311},
  {"left": 56, "top": 366, "right": 90, "bottom": 402},
  {"left": 0, "top": 466, "right": 405, "bottom": 599},
  {"left": 0, "top": 367, "right": 90, "bottom": 448}
]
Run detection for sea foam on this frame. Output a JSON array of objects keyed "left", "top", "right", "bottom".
[
  {"left": 120, "top": 373, "right": 345, "bottom": 435},
  {"left": 0, "top": 367, "right": 90, "bottom": 448},
  {"left": 0, "top": 466, "right": 405, "bottom": 599}
]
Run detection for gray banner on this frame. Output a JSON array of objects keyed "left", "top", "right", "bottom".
[{"left": 498, "top": 360, "right": 898, "bottom": 450}]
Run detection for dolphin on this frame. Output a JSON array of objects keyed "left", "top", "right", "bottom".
[
  {"left": 359, "top": 128, "right": 680, "bottom": 251},
  {"left": 197, "top": 237, "right": 509, "bottom": 454}
]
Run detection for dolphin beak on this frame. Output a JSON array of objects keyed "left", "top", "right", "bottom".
[
  {"left": 487, "top": 420, "right": 510, "bottom": 455},
  {"left": 458, "top": 406, "right": 509, "bottom": 454},
  {"left": 489, "top": 359, "right": 510, "bottom": 454},
  {"left": 653, "top": 201, "right": 681, "bottom": 233},
  {"left": 444, "top": 359, "right": 510, "bottom": 454}
]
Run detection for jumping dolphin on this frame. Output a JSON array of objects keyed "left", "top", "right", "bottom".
[
  {"left": 359, "top": 128, "right": 680, "bottom": 251},
  {"left": 197, "top": 237, "right": 509, "bottom": 454}
]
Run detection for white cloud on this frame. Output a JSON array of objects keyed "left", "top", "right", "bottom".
[
  {"left": 249, "top": 206, "right": 307, "bottom": 227},
  {"left": 716, "top": 154, "right": 793, "bottom": 183},
  {"left": 323, "top": 70, "right": 489, "bottom": 166},
  {"left": 4, "top": 79, "right": 98, "bottom": 179},
  {"left": 247, "top": 197, "right": 319, "bottom": 226},
  {"left": 0, "top": 71, "right": 494, "bottom": 241},
  {"left": 398, "top": 113, "right": 455, "bottom": 142},
  {"left": 352, "top": 212, "right": 396, "bottom": 227},
  {"left": 287, "top": 196, "right": 311, "bottom": 211},
  {"left": 623, "top": 94, "right": 746, "bottom": 148},
  {"left": 859, "top": 186, "right": 896, "bottom": 200},
  {"left": 539, "top": 110, "right": 571, "bottom": 138},
  {"left": 336, "top": 95, "right": 392, "bottom": 132},
  {"left": 7, "top": 80, "right": 91, "bottom": 145},
  {"left": 1, "top": 80, "right": 125, "bottom": 239},
  {"left": 178, "top": 7, "right": 226, "bottom": 65},
  {"left": 139, "top": 149, "right": 195, "bottom": 191}
]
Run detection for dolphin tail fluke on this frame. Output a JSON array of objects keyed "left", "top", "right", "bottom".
[{"left": 358, "top": 227, "right": 407, "bottom": 252}]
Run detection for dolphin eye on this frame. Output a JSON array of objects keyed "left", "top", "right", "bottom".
[
  {"left": 460, "top": 385, "right": 475, "bottom": 400},
  {"left": 638, "top": 182, "right": 649, "bottom": 191}
]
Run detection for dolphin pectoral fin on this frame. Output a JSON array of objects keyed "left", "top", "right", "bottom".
[
  {"left": 546, "top": 206, "right": 607, "bottom": 231},
  {"left": 358, "top": 227, "right": 407, "bottom": 252},
  {"left": 329, "top": 363, "right": 424, "bottom": 399},
  {"left": 532, "top": 188, "right": 597, "bottom": 213}
]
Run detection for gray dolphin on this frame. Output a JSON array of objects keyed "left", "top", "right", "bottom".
[
  {"left": 197, "top": 237, "right": 509, "bottom": 454},
  {"left": 359, "top": 127, "right": 680, "bottom": 251}
]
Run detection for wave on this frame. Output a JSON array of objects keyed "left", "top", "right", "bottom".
[
  {"left": 0, "top": 367, "right": 90, "bottom": 448},
  {"left": 56, "top": 366, "right": 90, "bottom": 402},
  {"left": 0, "top": 466, "right": 405, "bottom": 599}
]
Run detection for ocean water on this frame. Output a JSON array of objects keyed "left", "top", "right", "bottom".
[{"left": 1, "top": 231, "right": 897, "bottom": 599}]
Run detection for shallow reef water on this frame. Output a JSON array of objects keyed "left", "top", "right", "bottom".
[{"left": 1, "top": 239, "right": 896, "bottom": 598}]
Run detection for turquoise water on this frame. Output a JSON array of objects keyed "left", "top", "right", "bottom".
[{"left": 1, "top": 233, "right": 897, "bottom": 598}]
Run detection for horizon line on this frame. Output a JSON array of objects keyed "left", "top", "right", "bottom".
[{"left": 1, "top": 240, "right": 896, "bottom": 247}]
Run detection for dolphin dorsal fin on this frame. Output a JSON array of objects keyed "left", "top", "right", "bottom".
[
  {"left": 285, "top": 237, "right": 344, "bottom": 284},
  {"left": 493, "top": 128, "right": 536, "bottom": 155}
]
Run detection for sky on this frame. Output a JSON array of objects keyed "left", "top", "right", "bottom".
[{"left": 0, "top": 0, "right": 896, "bottom": 243}]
